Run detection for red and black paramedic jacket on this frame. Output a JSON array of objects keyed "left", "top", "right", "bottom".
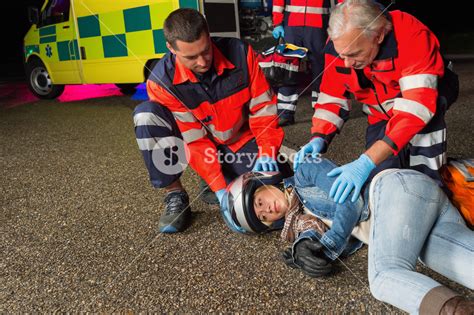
[
  {"left": 147, "top": 37, "right": 284, "bottom": 192},
  {"left": 312, "top": 10, "right": 445, "bottom": 155},
  {"left": 273, "top": 0, "right": 342, "bottom": 28}
]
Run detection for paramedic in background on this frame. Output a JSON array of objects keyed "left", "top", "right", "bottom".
[
  {"left": 272, "top": 0, "right": 340, "bottom": 126},
  {"left": 294, "top": 0, "right": 459, "bottom": 204},
  {"left": 133, "top": 9, "right": 290, "bottom": 233}
]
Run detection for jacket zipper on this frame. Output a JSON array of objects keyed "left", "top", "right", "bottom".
[
  {"left": 370, "top": 75, "right": 391, "bottom": 119},
  {"left": 303, "top": 0, "right": 308, "bottom": 26}
]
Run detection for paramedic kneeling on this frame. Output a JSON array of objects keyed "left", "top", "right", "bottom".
[
  {"left": 132, "top": 8, "right": 290, "bottom": 233},
  {"left": 294, "top": 0, "right": 459, "bottom": 205}
]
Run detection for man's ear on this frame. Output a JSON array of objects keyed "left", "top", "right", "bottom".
[
  {"left": 377, "top": 31, "right": 385, "bottom": 45},
  {"left": 166, "top": 42, "right": 176, "bottom": 54}
]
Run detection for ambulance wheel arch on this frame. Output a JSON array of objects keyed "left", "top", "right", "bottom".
[
  {"left": 113, "top": 58, "right": 160, "bottom": 94},
  {"left": 25, "top": 55, "right": 65, "bottom": 99},
  {"left": 115, "top": 83, "right": 138, "bottom": 95}
]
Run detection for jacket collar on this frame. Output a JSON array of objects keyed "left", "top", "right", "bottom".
[
  {"left": 283, "top": 177, "right": 295, "bottom": 188},
  {"left": 373, "top": 29, "right": 397, "bottom": 61},
  {"left": 370, "top": 29, "right": 397, "bottom": 72},
  {"left": 172, "top": 41, "right": 235, "bottom": 85}
]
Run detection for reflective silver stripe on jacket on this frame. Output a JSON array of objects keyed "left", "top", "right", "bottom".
[
  {"left": 361, "top": 99, "right": 394, "bottom": 116},
  {"left": 208, "top": 116, "right": 245, "bottom": 142},
  {"left": 285, "top": 5, "right": 330, "bottom": 14},
  {"left": 172, "top": 110, "right": 196, "bottom": 123},
  {"left": 313, "top": 108, "right": 344, "bottom": 130},
  {"left": 317, "top": 92, "right": 350, "bottom": 111},
  {"left": 272, "top": 5, "right": 284, "bottom": 12},
  {"left": 249, "top": 89, "right": 274, "bottom": 111},
  {"left": 181, "top": 126, "right": 207, "bottom": 143},
  {"left": 399, "top": 74, "right": 438, "bottom": 92},
  {"left": 250, "top": 104, "right": 277, "bottom": 117},
  {"left": 393, "top": 98, "right": 434, "bottom": 124}
]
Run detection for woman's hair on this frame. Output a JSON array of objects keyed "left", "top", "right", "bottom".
[
  {"left": 254, "top": 185, "right": 270, "bottom": 196},
  {"left": 163, "top": 8, "right": 209, "bottom": 49},
  {"left": 328, "top": 0, "right": 392, "bottom": 40}
]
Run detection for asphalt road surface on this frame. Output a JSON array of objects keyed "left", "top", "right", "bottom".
[{"left": 1, "top": 61, "right": 473, "bottom": 312}]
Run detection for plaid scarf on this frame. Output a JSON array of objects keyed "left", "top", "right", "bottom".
[{"left": 280, "top": 188, "right": 328, "bottom": 243}]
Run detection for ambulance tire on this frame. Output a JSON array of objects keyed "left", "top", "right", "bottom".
[
  {"left": 26, "top": 58, "right": 65, "bottom": 99},
  {"left": 115, "top": 83, "right": 138, "bottom": 95}
]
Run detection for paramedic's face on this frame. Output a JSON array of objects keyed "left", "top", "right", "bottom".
[
  {"left": 333, "top": 28, "right": 384, "bottom": 69},
  {"left": 254, "top": 186, "right": 288, "bottom": 223},
  {"left": 167, "top": 31, "right": 213, "bottom": 74}
]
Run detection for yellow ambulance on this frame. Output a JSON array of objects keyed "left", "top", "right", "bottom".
[{"left": 24, "top": 0, "right": 240, "bottom": 99}]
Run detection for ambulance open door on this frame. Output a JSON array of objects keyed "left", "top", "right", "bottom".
[{"left": 202, "top": 0, "right": 240, "bottom": 38}]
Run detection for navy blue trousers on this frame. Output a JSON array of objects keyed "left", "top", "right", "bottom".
[
  {"left": 366, "top": 98, "right": 448, "bottom": 192},
  {"left": 277, "top": 26, "right": 327, "bottom": 117},
  {"left": 133, "top": 101, "right": 292, "bottom": 189}
]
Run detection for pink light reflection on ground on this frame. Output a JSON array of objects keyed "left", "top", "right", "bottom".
[
  {"left": 58, "top": 84, "right": 123, "bottom": 102},
  {"left": 0, "top": 82, "right": 126, "bottom": 109}
]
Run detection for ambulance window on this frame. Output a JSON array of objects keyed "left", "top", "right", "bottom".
[{"left": 41, "top": 0, "right": 70, "bottom": 26}]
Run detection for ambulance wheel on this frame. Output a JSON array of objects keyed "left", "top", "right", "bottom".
[
  {"left": 115, "top": 83, "right": 138, "bottom": 95},
  {"left": 26, "top": 58, "right": 64, "bottom": 99}
]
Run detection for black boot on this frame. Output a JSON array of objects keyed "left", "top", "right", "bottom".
[
  {"left": 158, "top": 190, "right": 192, "bottom": 233},
  {"left": 198, "top": 178, "right": 219, "bottom": 205},
  {"left": 277, "top": 110, "right": 295, "bottom": 126}
]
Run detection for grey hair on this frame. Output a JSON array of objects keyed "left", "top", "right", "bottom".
[{"left": 328, "top": 0, "right": 392, "bottom": 40}]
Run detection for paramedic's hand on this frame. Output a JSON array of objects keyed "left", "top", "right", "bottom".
[
  {"left": 327, "top": 154, "right": 376, "bottom": 204},
  {"left": 272, "top": 25, "right": 285, "bottom": 39},
  {"left": 253, "top": 156, "right": 279, "bottom": 172},
  {"left": 282, "top": 239, "right": 333, "bottom": 277},
  {"left": 216, "top": 189, "right": 226, "bottom": 204},
  {"left": 293, "top": 137, "right": 325, "bottom": 171}
]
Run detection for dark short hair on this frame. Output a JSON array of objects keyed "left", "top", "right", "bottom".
[{"left": 163, "top": 8, "right": 209, "bottom": 49}]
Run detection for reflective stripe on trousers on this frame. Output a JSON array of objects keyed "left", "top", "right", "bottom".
[
  {"left": 364, "top": 97, "right": 448, "bottom": 193},
  {"left": 276, "top": 26, "right": 327, "bottom": 114}
]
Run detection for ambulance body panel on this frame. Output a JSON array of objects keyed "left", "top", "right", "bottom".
[{"left": 24, "top": 0, "right": 240, "bottom": 98}]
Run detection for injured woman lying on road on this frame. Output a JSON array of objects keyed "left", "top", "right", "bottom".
[{"left": 219, "top": 157, "right": 474, "bottom": 314}]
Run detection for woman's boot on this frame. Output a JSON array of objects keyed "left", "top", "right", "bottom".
[{"left": 420, "top": 286, "right": 474, "bottom": 315}]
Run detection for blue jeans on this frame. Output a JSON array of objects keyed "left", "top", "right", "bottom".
[{"left": 368, "top": 169, "right": 474, "bottom": 314}]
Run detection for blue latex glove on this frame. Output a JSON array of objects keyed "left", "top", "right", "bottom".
[
  {"left": 253, "top": 156, "right": 279, "bottom": 172},
  {"left": 272, "top": 25, "right": 285, "bottom": 39},
  {"left": 218, "top": 188, "right": 247, "bottom": 233},
  {"left": 215, "top": 189, "right": 226, "bottom": 204},
  {"left": 293, "top": 137, "right": 325, "bottom": 171},
  {"left": 327, "top": 154, "right": 376, "bottom": 204}
]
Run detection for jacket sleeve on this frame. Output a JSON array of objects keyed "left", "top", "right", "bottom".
[
  {"left": 310, "top": 54, "right": 351, "bottom": 148},
  {"left": 383, "top": 30, "right": 444, "bottom": 154},
  {"left": 146, "top": 80, "right": 227, "bottom": 192},
  {"left": 246, "top": 45, "right": 284, "bottom": 159},
  {"left": 272, "top": 0, "right": 285, "bottom": 26}
]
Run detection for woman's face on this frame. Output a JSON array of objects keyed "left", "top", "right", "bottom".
[{"left": 253, "top": 185, "right": 289, "bottom": 223}]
